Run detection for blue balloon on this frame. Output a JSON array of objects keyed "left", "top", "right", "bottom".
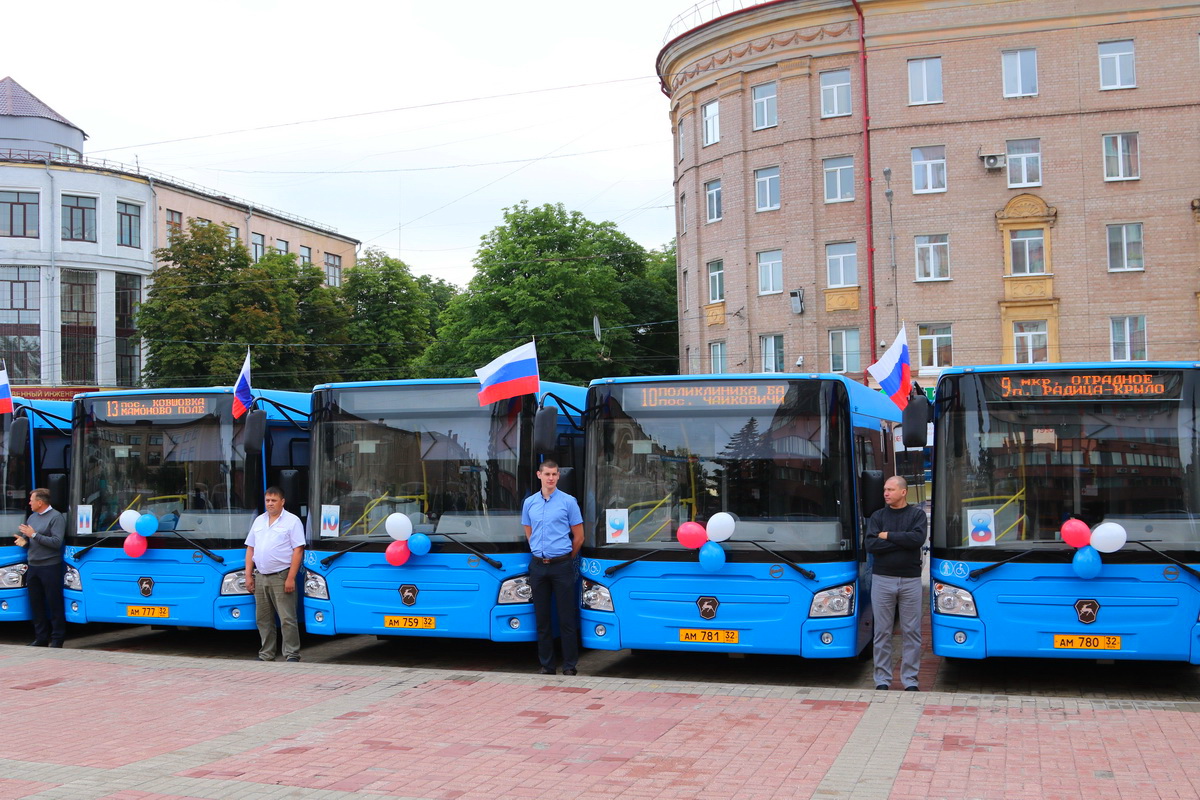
[
  {"left": 698, "top": 541, "right": 726, "bottom": 572},
  {"left": 134, "top": 513, "right": 159, "bottom": 537},
  {"left": 407, "top": 532, "right": 431, "bottom": 556},
  {"left": 1072, "top": 545, "right": 1102, "bottom": 579}
]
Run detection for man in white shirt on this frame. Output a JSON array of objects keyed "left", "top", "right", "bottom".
[{"left": 244, "top": 487, "right": 305, "bottom": 662}]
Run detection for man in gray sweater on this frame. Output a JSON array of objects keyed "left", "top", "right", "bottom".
[{"left": 14, "top": 488, "right": 67, "bottom": 647}]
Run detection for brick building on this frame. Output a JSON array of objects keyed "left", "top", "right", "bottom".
[{"left": 660, "top": 0, "right": 1200, "bottom": 382}]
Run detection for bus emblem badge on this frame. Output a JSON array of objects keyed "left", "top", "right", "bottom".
[
  {"left": 400, "top": 585, "right": 419, "bottom": 606},
  {"left": 1075, "top": 599, "right": 1099, "bottom": 624},
  {"left": 138, "top": 577, "right": 154, "bottom": 597},
  {"left": 697, "top": 596, "right": 719, "bottom": 620}
]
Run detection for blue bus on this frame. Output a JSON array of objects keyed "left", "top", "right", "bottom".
[
  {"left": 929, "top": 362, "right": 1200, "bottom": 662},
  {"left": 0, "top": 398, "right": 72, "bottom": 622},
  {"left": 64, "top": 387, "right": 310, "bottom": 629},
  {"left": 303, "top": 379, "right": 585, "bottom": 641},
  {"left": 579, "top": 374, "right": 900, "bottom": 657}
]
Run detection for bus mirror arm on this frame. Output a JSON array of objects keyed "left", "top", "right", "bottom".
[
  {"left": 967, "top": 549, "right": 1038, "bottom": 580},
  {"left": 321, "top": 540, "right": 371, "bottom": 567},
  {"left": 434, "top": 532, "right": 503, "bottom": 570},
  {"left": 71, "top": 535, "right": 120, "bottom": 560},
  {"left": 741, "top": 540, "right": 817, "bottom": 580},
  {"left": 1126, "top": 540, "right": 1200, "bottom": 581}
]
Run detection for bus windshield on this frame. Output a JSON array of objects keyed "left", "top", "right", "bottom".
[
  {"left": 933, "top": 370, "right": 1200, "bottom": 554},
  {"left": 0, "top": 446, "right": 30, "bottom": 533},
  {"left": 587, "top": 380, "right": 854, "bottom": 557},
  {"left": 313, "top": 386, "right": 532, "bottom": 545},
  {"left": 73, "top": 394, "right": 256, "bottom": 543}
]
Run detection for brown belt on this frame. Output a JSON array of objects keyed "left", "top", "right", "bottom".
[{"left": 536, "top": 553, "right": 572, "bottom": 564}]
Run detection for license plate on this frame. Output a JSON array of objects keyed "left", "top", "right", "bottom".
[
  {"left": 1053, "top": 634, "right": 1121, "bottom": 650},
  {"left": 679, "top": 628, "right": 739, "bottom": 644},
  {"left": 384, "top": 615, "right": 436, "bottom": 630},
  {"left": 126, "top": 605, "right": 169, "bottom": 618}
]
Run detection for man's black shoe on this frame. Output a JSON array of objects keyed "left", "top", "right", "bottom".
[
  {"left": 562, "top": 668, "right": 578, "bottom": 676},
  {"left": 285, "top": 655, "right": 301, "bottom": 662},
  {"left": 875, "top": 684, "right": 889, "bottom": 690},
  {"left": 538, "top": 667, "right": 555, "bottom": 675},
  {"left": 48, "top": 642, "right": 63, "bottom": 648},
  {"left": 905, "top": 686, "right": 920, "bottom": 692},
  {"left": 27, "top": 641, "right": 48, "bottom": 647}
]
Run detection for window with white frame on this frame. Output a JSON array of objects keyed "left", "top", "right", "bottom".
[
  {"left": 912, "top": 146, "right": 947, "bottom": 193},
  {"left": 823, "top": 156, "right": 854, "bottom": 202},
  {"left": 678, "top": 116, "right": 687, "bottom": 161},
  {"left": 918, "top": 324, "right": 953, "bottom": 370},
  {"left": 702, "top": 101, "right": 720, "bottom": 146},
  {"left": 758, "top": 250, "right": 783, "bottom": 295},
  {"left": 1107, "top": 223, "right": 1143, "bottom": 271},
  {"left": 826, "top": 242, "right": 857, "bottom": 287},
  {"left": 325, "top": 253, "right": 342, "bottom": 287},
  {"left": 708, "top": 259, "right": 724, "bottom": 302},
  {"left": 705, "top": 179, "right": 722, "bottom": 222},
  {"left": 915, "top": 234, "right": 949, "bottom": 280},
  {"left": 1111, "top": 315, "right": 1146, "bottom": 361},
  {"left": 1013, "top": 320, "right": 1048, "bottom": 364},
  {"left": 710, "top": 341, "right": 727, "bottom": 373},
  {"left": 1099, "top": 40, "right": 1135, "bottom": 89},
  {"left": 908, "top": 57, "right": 942, "bottom": 104},
  {"left": 752, "top": 82, "right": 777, "bottom": 129},
  {"left": 1007, "top": 138, "right": 1041, "bottom": 187},
  {"left": 679, "top": 194, "right": 687, "bottom": 234},
  {"left": 820, "top": 69, "right": 851, "bottom": 117},
  {"left": 682, "top": 269, "right": 690, "bottom": 311},
  {"left": 760, "top": 334, "right": 785, "bottom": 373},
  {"left": 1010, "top": 229, "right": 1045, "bottom": 274},
  {"left": 755, "top": 167, "right": 780, "bottom": 211},
  {"left": 830, "top": 329, "right": 860, "bottom": 373},
  {"left": 1002, "top": 49, "right": 1038, "bottom": 97},
  {"left": 1103, "top": 133, "right": 1139, "bottom": 180}
]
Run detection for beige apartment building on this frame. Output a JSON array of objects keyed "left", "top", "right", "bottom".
[{"left": 660, "top": 0, "right": 1200, "bottom": 383}]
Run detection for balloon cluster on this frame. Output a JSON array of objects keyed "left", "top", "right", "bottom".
[
  {"left": 383, "top": 513, "right": 430, "bottom": 566},
  {"left": 1060, "top": 518, "right": 1127, "bottom": 579},
  {"left": 675, "top": 512, "right": 736, "bottom": 572},
  {"left": 119, "top": 510, "right": 159, "bottom": 557}
]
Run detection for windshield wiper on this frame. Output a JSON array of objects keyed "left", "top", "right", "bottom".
[
  {"left": 741, "top": 540, "right": 817, "bottom": 580},
  {"left": 71, "top": 535, "right": 121, "bottom": 560},
  {"left": 1126, "top": 540, "right": 1200, "bottom": 580},
  {"left": 432, "top": 533, "right": 503, "bottom": 570},
  {"left": 162, "top": 530, "right": 225, "bottom": 564},
  {"left": 321, "top": 540, "right": 373, "bottom": 567},
  {"left": 968, "top": 548, "right": 1042, "bottom": 580},
  {"left": 604, "top": 548, "right": 667, "bottom": 577}
]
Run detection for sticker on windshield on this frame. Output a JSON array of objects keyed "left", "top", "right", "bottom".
[
  {"left": 606, "top": 509, "right": 629, "bottom": 544},
  {"left": 77, "top": 504, "right": 92, "bottom": 535},
  {"left": 967, "top": 509, "right": 996, "bottom": 547},
  {"left": 320, "top": 505, "right": 340, "bottom": 538}
]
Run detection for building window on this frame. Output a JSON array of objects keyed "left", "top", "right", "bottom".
[
  {"left": 1013, "top": 320, "right": 1048, "bottom": 364},
  {"left": 758, "top": 250, "right": 783, "bottom": 295},
  {"left": 166, "top": 209, "right": 183, "bottom": 233},
  {"left": 1007, "top": 139, "right": 1042, "bottom": 187},
  {"left": 823, "top": 156, "right": 854, "bottom": 202},
  {"left": 1010, "top": 229, "right": 1045, "bottom": 274},
  {"left": 702, "top": 101, "right": 720, "bottom": 146},
  {"left": 678, "top": 116, "right": 687, "bottom": 161},
  {"left": 0, "top": 192, "right": 38, "bottom": 238},
  {"left": 679, "top": 194, "right": 687, "bottom": 234},
  {"left": 826, "top": 242, "right": 857, "bottom": 287},
  {"left": 0, "top": 266, "right": 40, "bottom": 383},
  {"left": 682, "top": 269, "right": 690, "bottom": 311},
  {"left": 300, "top": 246, "right": 312, "bottom": 265},
  {"left": 1002, "top": 49, "right": 1038, "bottom": 97},
  {"left": 755, "top": 167, "right": 780, "bottom": 211},
  {"left": 912, "top": 146, "right": 947, "bottom": 193},
  {"left": 915, "top": 234, "right": 950, "bottom": 280},
  {"left": 115, "top": 273, "right": 141, "bottom": 387},
  {"left": 276, "top": 238, "right": 289, "bottom": 255},
  {"left": 752, "top": 82, "right": 777, "bottom": 130},
  {"left": 251, "top": 232, "right": 265, "bottom": 262},
  {"left": 760, "top": 334, "right": 784, "bottom": 373},
  {"left": 325, "top": 253, "right": 342, "bottom": 287},
  {"left": 117, "top": 202, "right": 141, "bottom": 248},
  {"left": 1099, "top": 40, "right": 1135, "bottom": 89},
  {"left": 61, "top": 269, "right": 96, "bottom": 383},
  {"left": 227, "top": 225, "right": 239, "bottom": 244},
  {"left": 919, "top": 324, "right": 953, "bottom": 370},
  {"left": 821, "top": 69, "right": 851, "bottom": 117},
  {"left": 908, "top": 57, "right": 942, "bottom": 104},
  {"left": 61, "top": 195, "right": 97, "bottom": 242},
  {"left": 1111, "top": 315, "right": 1146, "bottom": 361},
  {"left": 195, "top": 217, "right": 210, "bottom": 226},
  {"left": 705, "top": 179, "right": 723, "bottom": 222},
  {"left": 1103, "top": 133, "right": 1139, "bottom": 180},
  {"left": 708, "top": 260, "right": 724, "bottom": 303},
  {"left": 830, "top": 329, "right": 860, "bottom": 373},
  {"left": 1107, "top": 223, "right": 1143, "bottom": 271},
  {"left": 710, "top": 341, "right": 726, "bottom": 373}
]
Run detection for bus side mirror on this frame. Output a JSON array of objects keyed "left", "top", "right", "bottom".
[
  {"left": 860, "top": 470, "right": 885, "bottom": 518},
  {"left": 6, "top": 416, "right": 29, "bottom": 458},
  {"left": 533, "top": 406, "right": 559, "bottom": 457},
  {"left": 902, "top": 396, "right": 930, "bottom": 449},
  {"left": 47, "top": 473, "right": 68, "bottom": 511},
  {"left": 243, "top": 409, "right": 267, "bottom": 454}
]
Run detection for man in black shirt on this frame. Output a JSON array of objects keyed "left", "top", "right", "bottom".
[{"left": 866, "top": 476, "right": 927, "bottom": 691}]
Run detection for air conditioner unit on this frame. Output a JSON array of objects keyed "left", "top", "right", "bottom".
[{"left": 982, "top": 153, "right": 1006, "bottom": 170}]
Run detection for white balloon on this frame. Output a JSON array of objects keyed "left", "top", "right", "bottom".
[
  {"left": 119, "top": 509, "right": 141, "bottom": 534},
  {"left": 706, "top": 512, "right": 736, "bottom": 542},
  {"left": 1090, "top": 522, "right": 1127, "bottom": 554},
  {"left": 384, "top": 512, "right": 413, "bottom": 541}
]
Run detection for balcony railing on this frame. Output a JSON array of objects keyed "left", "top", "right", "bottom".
[{"left": 662, "top": 0, "right": 768, "bottom": 44}]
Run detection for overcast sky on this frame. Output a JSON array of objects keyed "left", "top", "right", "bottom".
[{"left": 5, "top": 0, "right": 709, "bottom": 286}]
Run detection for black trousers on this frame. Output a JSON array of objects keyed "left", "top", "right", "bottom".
[
  {"left": 529, "top": 558, "right": 579, "bottom": 671},
  {"left": 27, "top": 562, "right": 66, "bottom": 645}
]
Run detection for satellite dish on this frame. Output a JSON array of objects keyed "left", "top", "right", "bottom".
[{"left": 593, "top": 315, "right": 602, "bottom": 342}]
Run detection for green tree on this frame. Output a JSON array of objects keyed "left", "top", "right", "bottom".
[
  {"left": 415, "top": 273, "right": 459, "bottom": 340},
  {"left": 340, "top": 248, "right": 432, "bottom": 381},
  {"left": 633, "top": 240, "right": 679, "bottom": 375}
]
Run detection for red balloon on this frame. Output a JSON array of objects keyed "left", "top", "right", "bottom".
[
  {"left": 385, "top": 539, "right": 411, "bottom": 566},
  {"left": 1061, "top": 518, "right": 1091, "bottom": 548},
  {"left": 676, "top": 521, "right": 708, "bottom": 549},
  {"left": 123, "top": 533, "right": 148, "bottom": 558}
]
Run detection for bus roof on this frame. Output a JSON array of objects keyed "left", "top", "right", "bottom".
[
  {"left": 72, "top": 387, "right": 310, "bottom": 420},
  {"left": 310, "top": 378, "right": 586, "bottom": 426},
  {"left": 13, "top": 397, "right": 71, "bottom": 430}
]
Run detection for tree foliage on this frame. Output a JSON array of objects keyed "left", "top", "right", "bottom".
[{"left": 340, "top": 248, "right": 433, "bottom": 381}]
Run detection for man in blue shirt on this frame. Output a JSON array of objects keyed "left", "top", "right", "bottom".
[{"left": 521, "top": 459, "right": 583, "bottom": 675}]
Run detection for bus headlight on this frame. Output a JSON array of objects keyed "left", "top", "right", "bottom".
[
  {"left": 63, "top": 566, "right": 81, "bottom": 591},
  {"left": 581, "top": 579, "right": 614, "bottom": 612},
  {"left": 933, "top": 583, "right": 977, "bottom": 617},
  {"left": 0, "top": 563, "right": 28, "bottom": 589},
  {"left": 810, "top": 584, "right": 854, "bottom": 617},
  {"left": 304, "top": 571, "right": 328, "bottom": 600},
  {"left": 498, "top": 575, "right": 533, "bottom": 604},
  {"left": 220, "top": 570, "right": 251, "bottom": 596}
]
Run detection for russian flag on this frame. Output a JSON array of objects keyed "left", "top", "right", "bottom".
[
  {"left": 867, "top": 325, "right": 912, "bottom": 410},
  {"left": 232, "top": 350, "right": 253, "bottom": 419},
  {"left": 476, "top": 341, "right": 539, "bottom": 406},
  {"left": 0, "top": 361, "right": 11, "bottom": 415}
]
